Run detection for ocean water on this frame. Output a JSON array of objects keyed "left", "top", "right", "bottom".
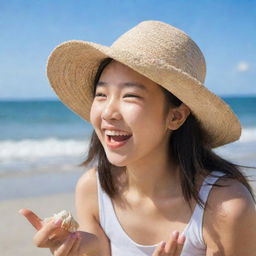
[{"left": 0, "top": 97, "right": 256, "bottom": 199}]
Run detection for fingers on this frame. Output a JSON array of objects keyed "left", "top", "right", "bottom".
[
  {"left": 152, "top": 231, "right": 186, "bottom": 256},
  {"left": 152, "top": 241, "right": 166, "bottom": 256},
  {"left": 33, "top": 219, "right": 63, "bottom": 248},
  {"left": 164, "top": 231, "right": 179, "bottom": 254},
  {"left": 53, "top": 232, "right": 80, "bottom": 256},
  {"left": 174, "top": 234, "right": 186, "bottom": 256},
  {"left": 19, "top": 208, "right": 71, "bottom": 250},
  {"left": 19, "top": 208, "right": 43, "bottom": 230},
  {"left": 68, "top": 233, "right": 81, "bottom": 255}
]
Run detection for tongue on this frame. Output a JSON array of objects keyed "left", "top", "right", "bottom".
[{"left": 111, "top": 135, "right": 131, "bottom": 142}]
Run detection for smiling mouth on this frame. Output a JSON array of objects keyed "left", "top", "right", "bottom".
[
  {"left": 105, "top": 134, "right": 132, "bottom": 149},
  {"left": 107, "top": 135, "right": 132, "bottom": 142}
]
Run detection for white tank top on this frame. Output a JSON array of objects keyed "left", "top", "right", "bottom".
[{"left": 96, "top": 171, "right": 225, "bottom": 256}]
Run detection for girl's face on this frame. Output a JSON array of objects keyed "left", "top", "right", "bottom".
[{"left": 90, "top": 61, "right": 172, "bottom": 167}]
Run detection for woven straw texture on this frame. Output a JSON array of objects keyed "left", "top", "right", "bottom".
[{"left": 47, "top": 20, "right": 241, "bottom": 148}]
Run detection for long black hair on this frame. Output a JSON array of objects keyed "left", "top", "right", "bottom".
[{"left": 80, "top": 58, "right": 255, "bottom": 208}]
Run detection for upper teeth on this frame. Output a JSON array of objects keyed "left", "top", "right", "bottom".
[{"left": 105, "top": 130, "right": 131, "bottom": 136}]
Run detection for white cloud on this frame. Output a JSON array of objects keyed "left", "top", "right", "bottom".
[{"left": 236, "top": 61, "right": 250, "bottom": 72}]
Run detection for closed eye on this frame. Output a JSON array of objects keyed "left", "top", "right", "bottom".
[
  {"left": 123, "top": 94, "right": 141, "bottom": 98},
  {"left": 94, "top": 93, "right": 106, "bottom": 97},
  {"left": 94, "top": 93, "right": 141, "bottom": 98}
]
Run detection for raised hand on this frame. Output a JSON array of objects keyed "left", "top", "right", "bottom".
[
  {"left": 19, "top": 208, "right": 98, "bottom": 256},
  {"left": 152, "top": 231, "right": 186, "bottom": 256}
]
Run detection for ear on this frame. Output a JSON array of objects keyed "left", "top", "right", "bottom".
[{"left": 167, "top": 104, "right": 191, "bottom": 130}]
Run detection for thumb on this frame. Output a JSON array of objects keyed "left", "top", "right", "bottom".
[{"left": 19, "top": 208, "right": 43, "bottom": 230}]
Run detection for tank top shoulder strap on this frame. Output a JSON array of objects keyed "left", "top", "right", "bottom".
[
  {"left": 96, "top": 170, "right": 106, "bottom": 229},
  {"left": 183, "top": 171, "right": 226, "bottom": 246},
  {"left": 96, "top": 170, "right": 121, "bottom": 231},
  {"left": 198, "top": 171, "right": 226, "bottom": 204}
]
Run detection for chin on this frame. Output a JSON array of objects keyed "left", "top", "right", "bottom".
[
  {"left": 107, "top": 159, "right": 128, "bottom": 167},
  {"left": 105, "top": 154, "right": 130, "bottom": 167}
]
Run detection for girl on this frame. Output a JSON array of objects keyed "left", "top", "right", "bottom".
[{"left": 20, "top": 20, "right": 256, "bottom": 256}]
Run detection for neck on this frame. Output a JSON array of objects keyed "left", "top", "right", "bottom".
[{"left": 123, "top": 150, "right": 181, "bottom": 199}]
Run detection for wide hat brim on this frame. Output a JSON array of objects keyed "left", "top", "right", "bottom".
[{"left": 47, "top": 40, "right": 241, "bottom": 148}]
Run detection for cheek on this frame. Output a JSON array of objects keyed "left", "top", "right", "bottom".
[
  {"left": 122, "top": 104, "right": 145, "bottom": 124},
  {"left": 89, "top": 102, "right": 102, "bottom": 129},
  {"left": 125, "top": 103, "right": 164, "bottom": 127},
  {"left": 128, "top": 104, "right": 167, "bottom": 140}
]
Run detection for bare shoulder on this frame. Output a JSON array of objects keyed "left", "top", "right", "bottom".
[
  {"left": 75, "top": 167, "right": 99, "bottom": 221},
  {"left": 203, "top": 177, "right": 256, "bottom": 255},
  {"left": 76, "top": 166, "right": 97, "bottom": 187},
  {"left": 206, "top": 177, "right": 255, "bottom": 219},
  {"left": 76, "top": 167, "right": 98, "bottom": 195},
  {"left": 75, "top": 168, "right": 111, "bottom": 255}
]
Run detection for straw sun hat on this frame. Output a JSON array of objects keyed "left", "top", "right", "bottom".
[{"left": 47, "top": 20, "right": 241, "bottom": 148}]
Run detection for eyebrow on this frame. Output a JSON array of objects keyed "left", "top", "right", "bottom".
[{"left": 96, "top": 81, "right": 147, "bottom": 91}]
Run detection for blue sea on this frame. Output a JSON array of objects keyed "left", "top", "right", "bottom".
[{"left": 0, "top": 97, "right": 256, "bottom": 199}]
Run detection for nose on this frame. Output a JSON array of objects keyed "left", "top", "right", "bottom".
[{"left": 101, "top": 98, "right": 122, "bottom": 121}]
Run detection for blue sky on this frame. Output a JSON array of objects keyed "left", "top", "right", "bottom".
[{"left": 0, "top": 0, "right": 255, "bottom": 99}]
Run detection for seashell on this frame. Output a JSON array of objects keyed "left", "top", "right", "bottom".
[{"left": 44, "top": 210, "right": 79, "bottom": 233}]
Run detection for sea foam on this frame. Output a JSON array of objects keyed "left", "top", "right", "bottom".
[
  {"left": 0, "top": 128, "right": 255, "bottom": 161},
  {"left": 0, "top": 138, "right": 88, "bottom": 161}
]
